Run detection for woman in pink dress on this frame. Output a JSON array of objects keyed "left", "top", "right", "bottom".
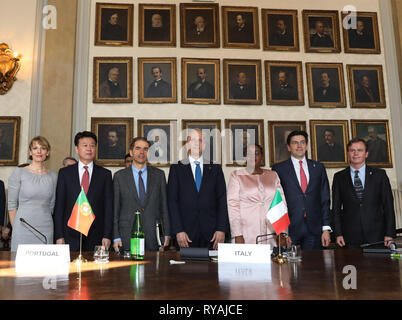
[{"left": 227, "top": 144, "right": 289, "bottom": 246}]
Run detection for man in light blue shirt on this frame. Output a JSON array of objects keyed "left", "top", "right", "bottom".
[{"left": 113, "top": 137, "right": 170, "bottom": 252}]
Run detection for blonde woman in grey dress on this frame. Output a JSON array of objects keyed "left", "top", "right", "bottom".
[{"left": 8, "top": 136, "right": 57, "bottom": 251}]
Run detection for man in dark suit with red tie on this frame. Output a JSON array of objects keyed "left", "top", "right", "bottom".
[
  {"left": 272, "top": 130, "right": 331, "bottom": 250},
  {"left": 332, "top": 138, "right": 395, "bottom": 248},
  {"left": 167, "top": 128, "right": 229, "bottom": 249},
  {"left": 54, "top": 131, "right": 113, "bottom": 251}
]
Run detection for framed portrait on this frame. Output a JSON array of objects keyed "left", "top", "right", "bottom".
[
  {"left": 347, "top": 64, "right": 386, "bottom": 108},
  {"left": 262, "top": 9, "right": 299, "bottom": 51},
  {"left": 351, "top": 119, "right": 392, "bottom": 168},
  {"left": 95, "top": 3, "right": 133, "bottom": 46},
  {"left": 181, "top": 120, "right": 221, "bottom": 164},
  {"left": 268, "top": 121, "right": 307, "bottom": 167},
  {"left": 180, "top": 3, "right": 220, "bottom": 48},
  {"left": 265, "top": 60, "right": 304, "bottom": 106},
  {"left": 138, "top": 4, "right": 176, "bottom": 47},
  {"left": 93, "top": 57, "right": 133, "bottom": 103},
  {"left": 225, "top": 119, "right": 265, "bottom": 167},
  {"left": 310, "top": 120, "right": 349, "bottom": 168},
  {"left": 138, "top": 57, "right": 177, "bottom": 104},
  {"left": 342, "top": 12, "right": 380, "bottom": 54},
  {"left": 302, "top": 10, "right": 341, "bottom": 53},
  {"left": 181, "top": 58, "right": 220, "bottom": 105},
  {"left": 0, "top": 117, "right": 20, "bottom": 166},
  {"left": 306, "top": 62, "right": 346, "bottom": 108},
  {"left": 137, "top": 120, "right": 177, "bottom": 167},
  {"left": 222, "top": 6, "right": 260, "bottom": 49},
  {"left": 223, "top": 59, "right": 262, "bottom": 105},
  {"left": 91, "top": 117, "right": 134, "bottom": 167}
]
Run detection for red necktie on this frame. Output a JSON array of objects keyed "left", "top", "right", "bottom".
[
  {"left": 299, "top": 160, "right": 307, "bottom": 218},
  {"left": 81, "top": 165, "right": 89, "bottom": 194},
  {"left": 299, "top": 160, "right": 307, "bottom": 193}
]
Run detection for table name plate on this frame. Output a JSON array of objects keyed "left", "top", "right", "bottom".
[{"left": 218, "top": 243, "right": 272, "bottom": 264}]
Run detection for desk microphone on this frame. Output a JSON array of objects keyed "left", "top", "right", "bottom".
[
  {"left": 255, "top": 233, "right": 276, "bottom": 244},
  {"left": 20, "top": 218, "right": 47, "bottom": 244}
]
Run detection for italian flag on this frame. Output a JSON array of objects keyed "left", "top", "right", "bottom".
[
  {"left": 67, "top": 188, "right": 95, "bottom": 236},
  {"left": 266, "top": 189, "right": 290, "bottom": 235}
]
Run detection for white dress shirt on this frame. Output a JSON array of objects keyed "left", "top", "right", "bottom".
[
  {"left": 78, "top": 161, "right": 94, "bottom": 185},
  {"left": 290, "top": 156, "right": 310, "bottom": 185},
  {"left": 188, "top": 156, "right": 203, "bottom": 181},
  {"left": 290, "top": 156, "right": 331, "bottom": 232}
]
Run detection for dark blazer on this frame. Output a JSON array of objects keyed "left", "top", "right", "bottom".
[
  {"left": 167, "top": 160, "right": 229, "bottom": 243},
  {"left": 314, "top": 85, "right": 340, "bottom": 102},
  {"left": 113, "top": 166, "right": 170, "bottom": 251},
  {"left": 229, "top": 83, "right": 255, "bottom": 100},
  {"left": 54, "top": 163, "right": 113, "bottom": 251},
  {"left": 272, "top": 159, "right": 331, "bottom": 240},
  {"left": 332, "top": 166, "right": 396, "bottom": 246},
  {"left": 146, "top": 79, "right": 171, "bottom": 98}
]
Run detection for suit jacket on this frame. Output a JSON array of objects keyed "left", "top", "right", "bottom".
[
  {"left": 272, "top": 159, "right": 330, "bottom": 240},
  {"left": 310, "top": 33, "right": 334, "bottom": 47},
  {"left": 167, "top": 159, "right": 229, "bottom": 243},
  {"left": 113, "top": 166, "right": 170, "bottom": 251},
  {"left": 188, "top": 80, "right": 215, "bottom": 99},
  {"left": 229, "top": 24, "right": 254, "bottom": 43},
  {"left": 146, "top": 79, "right": 171, "bottom": 98},
  {"left": 54, "top": 163, "right": 113, "bottom": 251},
  {"left": 314, "top": 85, "right": 340, "bottom": 102},
  {"left": 230, "top": 83, "right": 255, "bottom": 100},
  {"left": 332, "top": 166, "right": 396, "bottom": 246},
  {"left": 99, "top": 80, "right": 123, "bottom": 98}
]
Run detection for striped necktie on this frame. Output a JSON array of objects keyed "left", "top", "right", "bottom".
[{"left": 353, "top": 170, "right": 364, "bottom": 202}]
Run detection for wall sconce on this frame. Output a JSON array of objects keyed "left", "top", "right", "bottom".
[{"left": 0, "top": 43, "right": 21, "bottom": 95}]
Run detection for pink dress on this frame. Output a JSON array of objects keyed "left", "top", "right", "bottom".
[{"left": 227, "top": 168, "right": 287, "bottom": 246}]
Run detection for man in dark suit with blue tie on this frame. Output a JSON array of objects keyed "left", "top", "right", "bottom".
[
  {"left": 272, "top": 130, "right": 331, "bottom": 250},
  {"left": 54, "top": 131, "right": 114, "bottom": 251},
  {"left": 167, "top": 128, "right": 229, "bottom": 249},
  {"left": 332, "top": 138, "right": 395, "bottom": 248}
]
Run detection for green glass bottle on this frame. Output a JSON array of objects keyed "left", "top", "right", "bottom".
[{"left": 131, "top": 210, "right": 145, "bottom": 260}]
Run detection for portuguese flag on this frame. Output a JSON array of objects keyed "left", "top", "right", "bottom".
[
  {"left": 67, "top": 188, "right": 95, "bottom": 236},
  {"left": 266, "top": 189, "right": 290, "bottom": 235}
]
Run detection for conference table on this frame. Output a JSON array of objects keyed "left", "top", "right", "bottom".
[{"left": 0, "top": 249, "right": 402, "bottom": 300}]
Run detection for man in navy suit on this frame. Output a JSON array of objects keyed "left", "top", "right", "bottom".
[
  {"left": 167, "top": 128, "right": 229, "bottom": 249},
  {"left": 332, "top": 138, "right": 395, "bottom": 248},
  {"left": 272, "top": 130, "right": 331, "bottom": 250},
  {"left": 54, "top": 131, "right": 113, "bottom": 251}
]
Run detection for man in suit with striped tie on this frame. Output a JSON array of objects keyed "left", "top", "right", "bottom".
[
  {"left": 54, "top": 131, "right": 113, "bottom": 251},
  {"left": 272, "top": 130, "right": 331, "bottom": 250},
  {"left": 167, "top": 128, "right": 229, "bottom": 249},
  {"left": 332, "top": 138, "right": 396, "bottom": 248}
]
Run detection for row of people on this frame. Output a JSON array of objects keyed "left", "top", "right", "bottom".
[{"left": 4, "top": 129, "right": 396, "bottom": 252}]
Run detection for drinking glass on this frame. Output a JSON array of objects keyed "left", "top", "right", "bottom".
[
  {"left": 288, "top": 245, "right": 302, "bottom": 262},
  {"left": 94, "top": 245, "right": 109, "bottom": 263}
]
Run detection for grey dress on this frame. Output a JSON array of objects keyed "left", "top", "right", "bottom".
[{"left": 8, "top": 167, "right": 57, "bottom": 251}]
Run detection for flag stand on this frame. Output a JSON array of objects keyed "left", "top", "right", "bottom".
[
  {"left": 73, "top": 234, "right": 87, "bottom": 264},
  {"left": 273, "top": 233, "right": 288, "bottom": 265}
]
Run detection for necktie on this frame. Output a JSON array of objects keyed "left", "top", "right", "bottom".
[
  {"left": 81, "top": 166, "right": 89, "bottom": 194},
  {"left": 354, "top": 170, "right": 364, "bottom": 202},
  {"left": 299, "top": 160, "right": 307, "bottom": 193},
  {"left": 138, "top": 171, "right": 146, "bottom": 208},
  {"left": 195, "top": 161, "right": 202, "bottom": 192}
]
